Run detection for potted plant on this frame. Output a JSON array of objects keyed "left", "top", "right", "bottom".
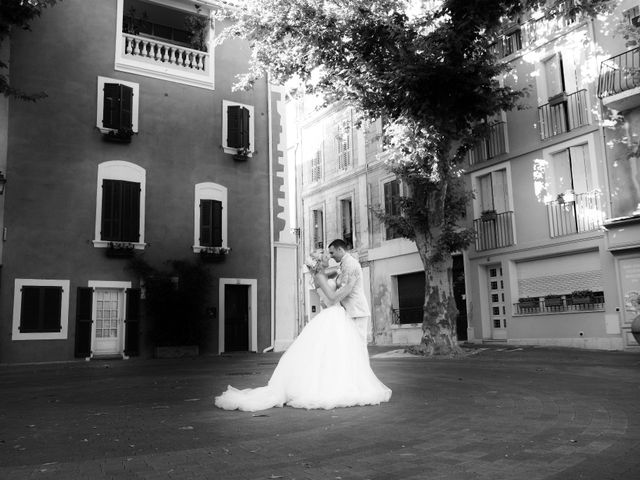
[
  {"left": 544, "top": 294, "right": 564, "bottom": 307},
  {"left": 480, "top": 209, "right": 497, "bottom": 221},
  {"left": 184, "top": 5, "right": 210, "bottom": 52},
  {"left": 103, "top": 127, "right": 134, "bottom": 144},
  {"left": 105, "top": 241, "right": 136, "bottom": 258},
  {"left": 200, "top": 246, "right": 231, "bottom": 262},
  {"left": 232, "top": 147, "right": 251, "bottom": 162},
  {"left": 518, "top": 297, "right": 539, "bottom": 310},
  {"left": 571, "top": 289, "right": 594, "bottom": 305}
]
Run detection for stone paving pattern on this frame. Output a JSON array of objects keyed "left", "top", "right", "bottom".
[{"left": 1, "top": 345, "right": 639, "bottom": 479}]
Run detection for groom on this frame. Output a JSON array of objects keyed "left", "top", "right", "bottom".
[{"left": 327, "top": 239, "right": 370, "bottom": 346}]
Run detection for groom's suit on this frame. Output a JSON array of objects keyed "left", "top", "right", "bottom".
[{"left": 335, "top": 253, "right": 370, "bottom": 345}]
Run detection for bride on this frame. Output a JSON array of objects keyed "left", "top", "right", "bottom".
[{"left": 214, "top": 252, "right": 392, "bottom": 412}]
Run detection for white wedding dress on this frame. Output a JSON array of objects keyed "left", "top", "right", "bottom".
[{"left": 214, "top": 282, "right": 392, "bottom": 411}]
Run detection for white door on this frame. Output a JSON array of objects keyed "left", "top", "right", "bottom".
[
  {"left": 93, "top": 288, "right": 124, "bottom": 356},
  {"left": 488, "top": 265, "right": 507, "bottom": 340}
]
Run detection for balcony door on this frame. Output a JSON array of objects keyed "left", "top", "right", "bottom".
[{"left": 478, "top": 169, "right": 509, "bottom": 214}]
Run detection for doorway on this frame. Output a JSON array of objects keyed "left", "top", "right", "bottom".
[
  {"left": 224, "top": 284, "right": 249, "bottom": 351},
  {"left": 93, "top": 288, "right": 124, "bottom": 356},
  {"left": 453, "top": 255, "right": 468, "bottom": 341},
  {"left": 487, "top": 264, "right": 507, "bottom": 340}
]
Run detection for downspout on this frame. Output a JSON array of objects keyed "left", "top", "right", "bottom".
[{"left": 264, "top": 75, "right": 275, "bottom": 353}]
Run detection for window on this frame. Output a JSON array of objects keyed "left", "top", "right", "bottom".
[
  {"left": 383, "top": 179, "right": 402, "bottom": 240},
  {"left": 222, "top": 100, "right": 255, "bottom": 156},
  {"left": 340, "top": 197, "right": 354, "bottom": 249},
  {"left": 503, "top": 28, "right": 522, "bottom": 56},
  {"left": 194, "top": 183, "right": 227, "bottom": 252},
  {"left": 336, "top": 120, "right": 352, "bottom": 170},
  {"left": 311, "top": 208, "right": 324, "bottom": 249},
  {"left": 96, "top": 76, "right": 139, "bottom": 134},
  {"left": 543, "top": 53, "right": 565, "bottom": 100},
  {"left": 101, "top": 180, "right": 141, "bottom": 242},
  {"left": 477, "top": 169, "right": 509, "bottom": 214},
  {"left": 311, "top": 149, "right": 322, "bottom": 183},
  {"left": 623, "top": 6, "right": 640, "bottom": 26},
  {"left": 549, "top": 143, "right": 593, "bottom": 196},
  {"left": 94, "top": 161, "right": 146, "bottom": 249},
  {"left": 12, "top": 279, "right": 70, "bottom": 340}
]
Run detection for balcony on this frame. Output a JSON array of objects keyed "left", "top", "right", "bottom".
[
  {"left": 115, "top": 1, "right": 214, "bottom": 90},
  {"left": 598, "top": 47, "right": 640, "bottom": 112},
  {"left": 467, "top": 122, "right": 508, "bottom": 166},
  {"left": 546, "top": 190, "right": 604, "bottom": 238},
  {"left": 538, "top": 90, "right": 589, "bottom": 140},
  {"left": 473, "top": 211, "right": 515, "bottom": 252}
]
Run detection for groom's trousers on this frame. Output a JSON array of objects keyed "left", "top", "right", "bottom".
[{"left": 352, "top": 316, "right": 370, "bottom": 346}]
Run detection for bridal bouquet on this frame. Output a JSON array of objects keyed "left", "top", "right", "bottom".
[{"left": 303, "top": 250, "right": 327, "bottom": 275}]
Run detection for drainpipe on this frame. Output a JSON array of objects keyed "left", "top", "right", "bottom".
[{"left": 265, "top": 74, "right": 276, "bottom": 353}]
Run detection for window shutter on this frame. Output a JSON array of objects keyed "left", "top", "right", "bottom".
[
  {"left": 227, "top": 105, "right": 250, "bottom": 149},
  {"left": 103, "top": 84, "right": 133, "bottom": 130},
  {"left": 101, "top": 179, "right": 121, "bottom": 241},
  {"left": 101, "top": 180, "right": 140, "bottom": 242},
  {"left": 121, "top": 181, "right": 141, "bottom": 242},
  {"left": 212, "top": 200, "right": 223, "bottom": 247},
  {"left": 119, "top": 85, "right": 133, "bottom": 131},
  {"left": 19, "top": 286, "right": 40, "bottom": 333},
  {"left": 124, "top": 288, "right": 141, "bottom": 357},
  {"left": 42, "top": 286, "right": 63, "bottom": 332},
  {"left": 75, "top": 287, "right": 93, "bottom": 358},
  {"left": 200, "top": 199, "right": 213, "bottom": 246}
]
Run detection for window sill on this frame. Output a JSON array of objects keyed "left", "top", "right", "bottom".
[{"left": 93, "top": 241, "right": 146, "bottom": 250}]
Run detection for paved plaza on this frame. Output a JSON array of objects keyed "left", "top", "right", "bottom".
[{"left": 1, "top": 344, "right": 639, "bottom": 480}]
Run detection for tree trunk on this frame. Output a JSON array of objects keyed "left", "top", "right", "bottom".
[{"left": 411, "top": 230, "right": 464, "bottom": 356}]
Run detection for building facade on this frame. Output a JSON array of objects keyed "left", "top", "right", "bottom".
[
  {"left": 464, "top": 1, "right": 639, "bottom": 350},
  {"left": 0, "top": 0, "right": 296, "bottom": 364},
  {"left": 291, "top": 2, "right": 640, "bottom": 352}
]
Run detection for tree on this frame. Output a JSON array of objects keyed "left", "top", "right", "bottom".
[
  {"left": 1, "top": 0, "right": 60, "bottom": 101},
  {"left": 217, "top": 0, "right": 611, "bottom": 355}
]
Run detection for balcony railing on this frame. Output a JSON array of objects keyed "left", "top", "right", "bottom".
[
  {"left": 391, "top": 307, "right": 423, "bottom": 325},
  {"left": 546, "top": 190, "right": 604, "bottom": 238},
  {"left": 514, "top": 293, "right": 605, "bottom": 315},
  {"left": 116, "top": 32, "right": 213, "bottom": 90},
  {"left": 598, "top": 47, "right": 640, "bottom": 98},
  {"left": 467, "top": 122, "right": 508, "bottom": 166},
  {"left": 538, "top": 90, "right": 589, "bottom": 140},
  {"left": 523, "top": 11, "right": 578, "bottom": 46},
  {"left": 473, "top": 211, "right": 515, "bottom": 251}
]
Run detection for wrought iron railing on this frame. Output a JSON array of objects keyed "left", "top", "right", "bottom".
[
  {"left": 538, "top": 90, "right": 589, "bottom": 140},
  {"left": 391, "top": 307, "right": 423, "bottom": 325},
  {"left": 546, "top": 190, "right": 604, "bottom": 238},
  {"left": 473, "top": 211, "right": 515, "bottom": 252},
  {"left": 598, "top": 47, "right": 640, "bottom": 98},
  {"left": 467, "top": 122, "right": 508, "bottom": 166}
]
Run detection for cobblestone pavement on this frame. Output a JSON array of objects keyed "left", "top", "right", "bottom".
[{"left": 1, "top": 345, "right": 639, "bottom": 480}]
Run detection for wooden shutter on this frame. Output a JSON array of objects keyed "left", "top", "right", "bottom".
[
  {"left": 200, "top": 199, "right": 222, "bottom": 247},
  {"left": 101, "top": 179, "right": 121, "bottom": 241},
  {"left": 124, "top": 288, "right": 141, "bottom": 357},
  {"left": 75, "top": 287, "right": 93, "bottom": 358},
  {"left": 121, "top": 181, "right": 141, "bottom": 242},
  {"left": 384, "top": 180, "right": 400, "bottom": 240},
  {"left": 103, "top": 83, "right": 133, "bottom": 130},
  {"left": 200, "top": 199, "right": 213, "bottom": 246},
  {"left": 20, "top": 286, "right": 62, "bottom": 333},
  {"left": 227, "top": 105, "right": 250, "bottom": 149},
  {"left": 101, "top": 180, "right": 140, "bottom": 242}
]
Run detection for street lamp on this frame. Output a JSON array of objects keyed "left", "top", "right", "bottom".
[{"left": 0, "top": 171, "right": 6, "bottom": 195}]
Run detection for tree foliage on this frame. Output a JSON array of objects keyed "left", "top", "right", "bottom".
[
  {"left": 217, "top": 0, "right": 612, "bottom": 355},
  {"left": 1, "top": 0, "right": 60, "bottom": 101}
]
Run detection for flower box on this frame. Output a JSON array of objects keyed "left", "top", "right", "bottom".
[
  {"left": 544, "top": 295, "right": 564, "bottom": 307},
  {"left": 518, "top": 297, "right": 539, "bottom": 310},
  {"left": 105, "top": 242, "right": 136, "bottom": 258},
  {"left": 199, "top": 246, "right": 231, "bottom": 262},
  {"left": 481, "top": 210, "right": 497, "bottom": 221},
  {"left": 571, "top": 290, "right": 594, "bottom": 305}
]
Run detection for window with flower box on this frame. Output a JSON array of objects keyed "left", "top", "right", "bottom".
[{"left": 194, "top": 183, "right": 228, "bottom": 253}]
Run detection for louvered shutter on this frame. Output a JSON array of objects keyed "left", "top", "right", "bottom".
[
  {"left": 75, "top": 287, "right": 93, "bottom": 358},
  {"left": 102, "top": 83, "right": 133, "bottom": 130},
  {"left": 212, "top": 200, "right": 223, "bottom": 247},
  {"left": 121, "top": 181, "right": 141, "bottom": 242},
  {"left": 101, "top": 179, "right": 121, "bottom": 241},
  {"left": 227, "top": 105, "right": 250, "bottom": 149},
  {"left": 124, "top": 288, "right": 141, "bottom": 357},
  {"left": 200, "top": 199, "right": 213, "bottom": 246}
]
